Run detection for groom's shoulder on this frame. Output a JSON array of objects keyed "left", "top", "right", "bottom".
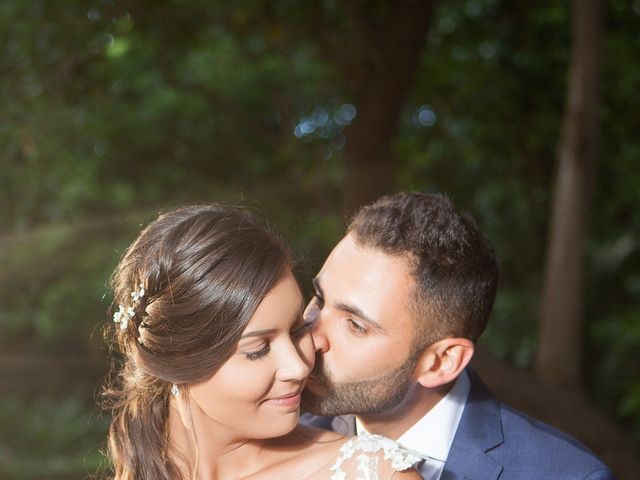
[
  {"left": 498, "top": 401, "right": 600, "bottom": 457},
  {"left": 463, "top": 370, "right": 614, "bottom": 477},
  {"left": 493, "top": 402, "right": 614, "bottom": 477}
]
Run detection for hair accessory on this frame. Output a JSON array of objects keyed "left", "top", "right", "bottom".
[
  {"left": 112, "top": 283, "right": 145, "bottom": 330},
  {"left": 171, "top": 384, "right": 179, "bottom": 397},
  {"left": 137, "top": 322, "right": 147, "bottom": 344},
  {"left": 130, "top": 284, "right": 145, "bottom": 302}
]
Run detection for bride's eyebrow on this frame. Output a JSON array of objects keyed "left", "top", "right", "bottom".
[
  {"left": 240, "top": 328, "right": 277, "bottom": 339},
  {"left": 241, "top": 301, "right": 306, "bottom": 339}
]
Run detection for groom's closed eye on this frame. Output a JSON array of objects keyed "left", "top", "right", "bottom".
[
  {"left": 334, "top": 301, "right": 385, "bottom": 334},
  {"left": 345, "top": 318, "right": 368, "bottom": 335}
]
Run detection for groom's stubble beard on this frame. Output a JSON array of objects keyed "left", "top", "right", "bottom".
[{"left": 301, "top": 346, "right": 422, "bottom": 417}]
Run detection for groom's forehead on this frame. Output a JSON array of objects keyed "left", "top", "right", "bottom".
[
  {"left": 319, "top": 234, "right": 415, "bottom": 323},
  {"left": 322, "top": 234, "right": 412, "bottom": 283}
]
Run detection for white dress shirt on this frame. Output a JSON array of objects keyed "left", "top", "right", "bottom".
[{"left": 356, "top": 370, "right": 470, "bottom": 480}]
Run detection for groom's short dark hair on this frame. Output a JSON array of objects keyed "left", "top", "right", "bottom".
[{"left": 348, "top": 192, "right": 498, "bottom": 345}]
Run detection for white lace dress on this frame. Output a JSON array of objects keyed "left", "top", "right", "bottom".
[{"left": 329, "top": 433, "right": 424, "bottom": 480}]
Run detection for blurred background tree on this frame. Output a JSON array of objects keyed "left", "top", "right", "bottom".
[{"left": 1, "top": 0, "right": 639, "bottom": 478}]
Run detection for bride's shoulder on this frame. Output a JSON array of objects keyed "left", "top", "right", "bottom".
[
  {"left": 272, "top": 423, "right": 345, "bottom": 446},
  {"left": 263, "top": 428, "right": 422, "bottom": 479},
  {"left": 264, "top": 424, "right": 346, "bottom": 457},
  {"left": 330, "top": 433, "right": 423, "bottom": 480}
]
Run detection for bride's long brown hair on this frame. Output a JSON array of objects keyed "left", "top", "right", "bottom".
[{"left": 100, "top": 204, "right": 290, "bottom": 480}]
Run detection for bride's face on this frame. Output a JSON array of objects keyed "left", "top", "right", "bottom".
[{"left": 188, "top": 270, "right": 315, "bottom": 439}]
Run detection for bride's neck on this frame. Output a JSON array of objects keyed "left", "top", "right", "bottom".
[{"left": 167, "top": 402, "right": 265, "bottom": 480}]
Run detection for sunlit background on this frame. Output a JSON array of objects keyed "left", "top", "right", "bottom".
[{"left": 1, "top": 1, "right": 639, "bottom": 478}]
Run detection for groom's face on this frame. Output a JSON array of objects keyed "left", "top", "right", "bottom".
[{"left": 301, "top": 233, "right": 421, "bottom": 416}]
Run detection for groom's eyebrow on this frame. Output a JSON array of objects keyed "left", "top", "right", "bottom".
[{"left": 335, "top": 302, "right": 385, "bottom": 333}]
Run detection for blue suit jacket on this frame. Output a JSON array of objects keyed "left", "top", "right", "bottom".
[{"left": 301, "top": 369, "right": 615, "bottom": 479}]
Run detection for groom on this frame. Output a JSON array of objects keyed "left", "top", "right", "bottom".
[{"left": 301, "top": 192, "right": 614, "bottom": 479}]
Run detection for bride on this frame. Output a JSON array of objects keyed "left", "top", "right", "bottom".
[{"left": 101, "top": 204, "right": 423, "bottom": 480}]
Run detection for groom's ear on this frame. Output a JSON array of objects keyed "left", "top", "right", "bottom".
[{"left": 412, "top": 337, "right": 474, "bottom": 389}]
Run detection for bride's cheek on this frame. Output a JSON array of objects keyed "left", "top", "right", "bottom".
[{"left": 244, "top": 362, "right": 277, "bottom": 402}]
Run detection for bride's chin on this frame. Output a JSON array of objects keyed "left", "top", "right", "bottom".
[{"left": 255, "top": 410, "right": 301, "bottom": 439}]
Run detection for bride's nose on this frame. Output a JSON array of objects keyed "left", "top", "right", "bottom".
[{"left": 275, "top": 342, "right": 312, "bottom": 382}]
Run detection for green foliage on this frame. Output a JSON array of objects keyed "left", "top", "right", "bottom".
[
  {"left": 0, "top": 0, "right": 343, "bottom": 232},
  {"left": 0, "top": 220, "right": 138, "bottom": 354},
  {"left": 0, "top": 396, "right": 109, "bottom": 479},
  {"left": 1, "top": 0, "right": 639, "bottom": 472}
]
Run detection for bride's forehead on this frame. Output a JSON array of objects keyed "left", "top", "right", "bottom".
[{"left": 244, "top": 274, "right": 303, "bottom": 330}]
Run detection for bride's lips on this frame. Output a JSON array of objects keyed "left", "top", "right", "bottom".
[{"left": 264, "top": 389, "right": 302, "bottom": 408}]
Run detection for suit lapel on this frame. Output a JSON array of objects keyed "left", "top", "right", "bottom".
[
  {"left": 331, "top": 414, "right": 356, "bottom": 436},
  {"left": 442, "top": 369, "right": 504, "bottom": 480},
  {"left": 300, "top": 412, "right": 355, "bottom": 436}
]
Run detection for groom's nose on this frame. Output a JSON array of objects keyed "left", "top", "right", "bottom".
[{"left": 309, "top": 312, "right": 330, "bottom": 353}]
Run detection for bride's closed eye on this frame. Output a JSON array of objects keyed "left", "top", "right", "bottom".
[{"left": 243, "top": 342, "right": 270, "bottom": 360}]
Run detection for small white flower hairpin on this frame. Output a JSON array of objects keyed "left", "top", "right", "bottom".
[
  {"left": 112, "top": 305, "right": 134, "bottom": 330},
  {"left": 112, "top": 283, "right": 145, "bottom": 330},
  {"left": 131, "top": 284, "right": 145, "bottom": 302}
]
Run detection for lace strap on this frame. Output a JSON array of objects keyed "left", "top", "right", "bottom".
[{"left": 329, "top": 433, "right": 424, "bottom": 480}]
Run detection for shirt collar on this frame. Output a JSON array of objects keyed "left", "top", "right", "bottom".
[{"left": 356, "top": 370, "right": 470, "bottom": 462}]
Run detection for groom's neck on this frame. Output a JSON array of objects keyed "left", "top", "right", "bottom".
[{"left": 357, "top": 382, "right": 452, "bottom": 440}]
